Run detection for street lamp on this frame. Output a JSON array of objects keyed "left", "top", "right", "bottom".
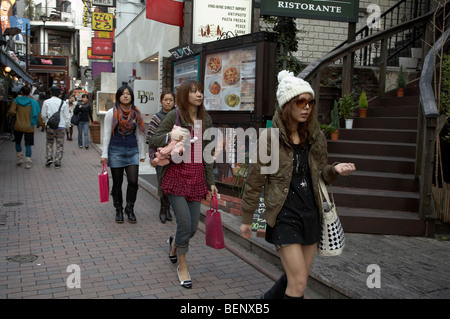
[{"left": 40, "top": 16, "right": 49, "bottom": 55}]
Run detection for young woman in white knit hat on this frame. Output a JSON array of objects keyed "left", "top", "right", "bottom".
[{"left": 240, "top": 70, "right": 356, "bottom": 299}]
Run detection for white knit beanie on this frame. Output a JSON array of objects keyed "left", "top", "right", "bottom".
[{"left": 276, "top": 70, "right": 315, "bottom": 108}]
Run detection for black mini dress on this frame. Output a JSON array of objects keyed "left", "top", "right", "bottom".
[{"left": 265, "top": 143, "right": 321, "bottom": 247}]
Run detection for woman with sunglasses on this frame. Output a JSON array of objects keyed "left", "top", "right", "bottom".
[{"left": 240, "top": 70, "right": 355, "bottom": 299}]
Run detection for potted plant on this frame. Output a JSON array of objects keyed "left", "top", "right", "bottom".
[
  {"left": 358, "top": 90, "right": 368, "bottom": 118},
  {"left": 89, "top": 120, "right": 101, "bottom": 144},
  {"left": 397, "top": 65, "right": 406, "bottom": 97},
  {"left": 337, "top": 94, "right": 357, "bottom": 129},
  {"left": 330, "top": 102, "right": 340, "bottom": 140}
]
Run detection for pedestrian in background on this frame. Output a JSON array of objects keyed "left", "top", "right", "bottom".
[
  {"left": 240, "top": 70, "right": 356, "bottom": 299},
  {"left": 8, "top": 86, "right": 40, "bottom": 169},
  {"left": 73, "top": 93, "right": 93, "bottom": 149},
  {"left": 149, "top": 80, "right": 218, "bottom": 289},
  {"left": 147, "top": 89, "right": 176, "bottom": 223},
  {"left": 100, "top": 85, "right": 146, "bottom": 224},
  {"left": 66, "top": 90, "right": 77, "bottom": 141},
  {"left": 41, "top": 86, "right": 70, "bottom": 169}
]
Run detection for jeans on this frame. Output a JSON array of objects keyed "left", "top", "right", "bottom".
[
  {"left": 78, "top": 121, "right": 89, "bottom": 147},
  {"left": 167, "top": 194, "right": 201, "bottom": 255}
]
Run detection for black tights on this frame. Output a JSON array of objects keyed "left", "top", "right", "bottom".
[{"left": 110, "top": 165, "right": 139, "bottom": 205}]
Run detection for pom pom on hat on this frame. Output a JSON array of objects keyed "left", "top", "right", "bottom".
[{"left": 276, "top": 70, "right": 314, "bottom": 108}]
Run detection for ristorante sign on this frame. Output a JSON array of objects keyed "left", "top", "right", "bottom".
[{"left": 260, "top": 0, "right": 360, "bottom": 23}]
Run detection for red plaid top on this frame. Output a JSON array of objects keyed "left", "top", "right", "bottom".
[{"left": 161, "top": 131, "right": 208, "bottom": 201}]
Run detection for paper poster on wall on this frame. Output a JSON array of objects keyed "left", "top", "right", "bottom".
[
  {"left": 134, "top": 80, "right": 159, "bottom": 115},
  {"left": 203, "top": 45, "right": 256, "bottom": 111}
]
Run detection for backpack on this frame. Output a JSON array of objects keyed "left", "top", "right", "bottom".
[{"left": 47, "top": 100, "right": 64, "bottom": 129}]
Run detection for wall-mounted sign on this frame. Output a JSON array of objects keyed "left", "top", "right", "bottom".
[
  {"left": 92, "top": 12, "right": 114, "bottom": 31},
  {"left": 92, "top": 37, "right": 113, "bottom": 56},
  {"left": 193, "top": 0, "right": 252, "bottom": 44},
  {"left": 92, "top": 0, "right": 116, "bottom": 7},
  {"left": 260, "top": 0, "right": 360, "bottom": 23},
  {"left": 82, "top": 0, "right": 90, "bottom": 27},
  {"left": 134, "top": 80, "right": 159, "bottom": 115},
  {"left": 88, "top": 47, "right": 112, "bottom": 60},
  {"left": 29, "top": 56, "right": 68, "bottom": 67},
  {"left": 169, "top": 43, "right": 202, "bottom": 60},
  {"left": 91, "top": 61, "right": 113, "bottom": 79},
  {"left": 9, "top": 16, "right": 30, "bottom": 35}
]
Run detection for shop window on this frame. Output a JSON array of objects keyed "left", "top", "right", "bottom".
[{"left": 48, "top": 35, "right": 71, "bottom": 55}]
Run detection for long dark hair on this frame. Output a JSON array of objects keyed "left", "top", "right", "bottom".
[
  {"left": 116, "top": 85, "right": 134, "bottom": 106},
  {"left": 281, "top": 98, "right": 314, "bottom": 147},
  {"left": 176, "top": 81, "right": 208, "bottom": 129}
]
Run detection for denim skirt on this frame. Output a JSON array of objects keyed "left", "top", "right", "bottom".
[{"left": 108, "top": 145, "right": 139, "bottom": 168}]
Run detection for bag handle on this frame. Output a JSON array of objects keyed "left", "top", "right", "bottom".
[
  {"left": 210, "top": 193, "right": 218, "bottom": 212},
  {"left": 102, "top": 162, "right": 108, "bottom": 173},
  {"left": 318, "top": 175, "right": 334, "bottom": 208}
]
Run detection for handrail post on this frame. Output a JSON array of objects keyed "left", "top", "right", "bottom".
[{"left": 378, "top": 38, "right": 388, "bottom": 97}]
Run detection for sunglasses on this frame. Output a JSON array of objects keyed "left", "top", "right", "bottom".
[{"left": 294, "top": 98, "right": 316, "bottom": 109}]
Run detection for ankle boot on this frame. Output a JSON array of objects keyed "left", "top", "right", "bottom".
[
  {"left": 115, "top": 207, "right": 124, "bottom": 223},
  {"left": 114, "top": 202, "right": 124, "bottom": 223},
  {"left": 16, "top": 152, "right": 23, "bottom": 166},
  {"left": 125, "top": 202, "right": 137, "bottom": 223}
]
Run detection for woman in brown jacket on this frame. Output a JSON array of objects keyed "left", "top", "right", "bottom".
[{"left": 240, "top": 70, "right": 355, "bottom": 299}]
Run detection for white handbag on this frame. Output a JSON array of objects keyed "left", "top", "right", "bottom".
[{"left": 317, "top": 175, "right": 345, "bottom": 256}]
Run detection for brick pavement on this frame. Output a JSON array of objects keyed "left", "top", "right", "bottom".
[{"left": 0, "top": 130, "right": 275, "bottom": 299}]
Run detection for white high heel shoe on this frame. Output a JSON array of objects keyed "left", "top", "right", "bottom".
[{"left": 177, "top": 266, "right": 192, "bottom": 289}]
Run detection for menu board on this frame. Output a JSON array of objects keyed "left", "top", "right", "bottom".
[{"left": 204, "top": 46, "right": 256, "bottom": 111}]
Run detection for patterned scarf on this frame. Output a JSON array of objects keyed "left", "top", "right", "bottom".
[{"left": 112, "top": 103, "right": 145, "bottom": 135}]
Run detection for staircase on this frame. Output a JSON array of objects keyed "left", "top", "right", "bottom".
[{"left": 327, "top": 79, "right": 426, "bottom": 236}]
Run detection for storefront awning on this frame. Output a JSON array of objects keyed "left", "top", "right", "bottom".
[{"left": 0, "top": 49, "right": 34, "bottom": 85}]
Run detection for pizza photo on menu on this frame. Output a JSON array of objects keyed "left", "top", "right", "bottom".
[
  {"left": 207, "top": 57, "right": 222, "bottom": 73},
  {"left": 223, "top": 67, "right": 240, "bottom": 85}
]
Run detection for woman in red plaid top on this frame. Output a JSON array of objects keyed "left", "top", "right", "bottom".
[{"left": 149, "top": 81, "right": 218, "bottom": 289}]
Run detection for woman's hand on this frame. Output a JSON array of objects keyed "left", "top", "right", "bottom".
[
  {"left": 210, "top": 185, "right": 218, "bottom": 194},
  {"left": 334, "top": 163, "right": 356, "bottom": 176},
  {"left": 140, "top": 158, "right": 145, "bottom": 162},
  {"left": 100, "top": 157, "right": 108, "bottom": 164},
  {"left": 240, "top": 224, "right": 253, "bottom": 239}
]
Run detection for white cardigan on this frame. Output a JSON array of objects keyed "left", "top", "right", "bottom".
[{"left": 101, "top": 108, "right": 146, "bottom": 160}]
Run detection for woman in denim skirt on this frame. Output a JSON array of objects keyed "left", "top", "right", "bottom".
[{"left": 100, "top": 85, "right": 146, "bottom": 224}]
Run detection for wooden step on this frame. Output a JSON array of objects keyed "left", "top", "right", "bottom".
[
  {"left": 328, "top": 139, "right": 416, "bottom": 158},
  {"left": 330, "top": 186, "right": 419, "bottom": 212},
  {"left": 364, "top": 105, "right": 418, "bottom": 117},
  {"left": 328, "top": 153, "right": 415, "bottom": 174},
  {"left": 333, "top": 171, "right": 419, "bottom": 192},
  {"left": 338, "top": 207, "right": 426, "bottom": 236},
  {"left": 338, "top": 128, "right": 417, "bottom": 143},
  {"left": 352, "top": 117, "right": 417, "bottom": 130}
]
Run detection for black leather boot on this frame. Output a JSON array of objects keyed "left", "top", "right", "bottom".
[
  {"left": 262, "top": 273, "right": 287, "bottom": 299},
  {"left": 112, "top": 188, "right": 124, "bottom": 224},
  {"left": 114, "top": 203, "right": 124, "bottom": 223},
  {"left": 125, "top": 202, "right": 137, "bottom": 223}
]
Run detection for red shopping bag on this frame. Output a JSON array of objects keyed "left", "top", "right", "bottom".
[
  {"left": 98, "top": 162, "right": 109, "bottom": 203},
  {"left": 205, "top": 194, "right": 225, "bottom": 249}
]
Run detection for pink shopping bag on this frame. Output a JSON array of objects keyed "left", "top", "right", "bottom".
[
  {"left": 205, "top": 194, "right": 225, "bottom": 249},
  {"left": 98, "top": 162, "right": 109, "bottom": 203}
]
